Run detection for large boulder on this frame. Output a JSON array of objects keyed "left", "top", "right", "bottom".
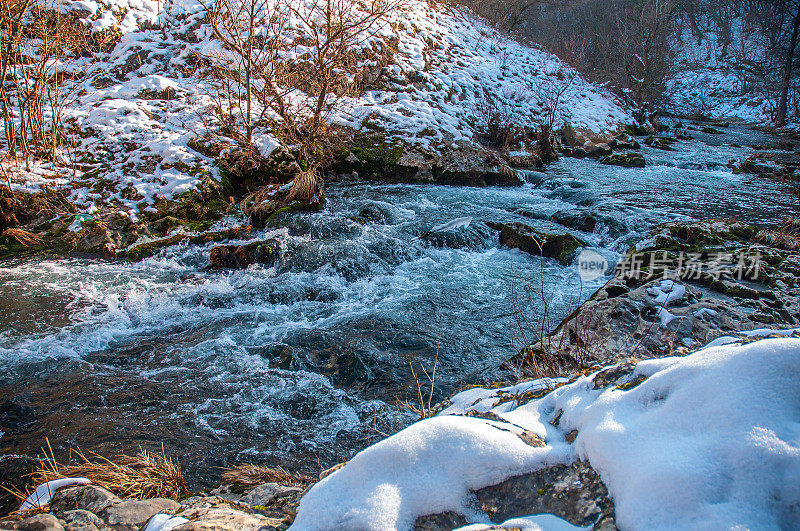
[
  {"left": 333, "top": 135, "right": 523, "bottom": 187},
  {"left": 499, "top": 223, "right": 585, "bottom": 265},
  {"left": 98, "top": 498, "right": 180, "bottom": 529}
]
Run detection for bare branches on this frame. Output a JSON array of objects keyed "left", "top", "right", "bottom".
[
  {"left": 201, "top": 0, "right": 400, "bottom": 161},
  {"left": 0, "top": 0, "right": 91, "bottom": 167}
]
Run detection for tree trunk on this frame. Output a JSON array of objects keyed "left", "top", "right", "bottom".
[{"left": 777, "top": 5, "right": 800, "bottom": 127}]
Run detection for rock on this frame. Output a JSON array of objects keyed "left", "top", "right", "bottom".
[
  {"left": 9, "top": 515, "right": 65, "bottom": 531},
  {"left": 623, "top": 123, "right": 652, "bottom": 137},
  {"left": 609, "top": 134, "right": 641, "bottom": 150},
  {"left": 499, "top": 223, "right": 585, "bottom": 265},
  {"left": 585, "top": 144, "right": 613, "bottom": 158},
  {"left": 209, "top": 239, "right": 279, "bottom": 269},
  {"left": 475, "top": 461, "right": 615, "bottom": 528},
  {"left": 98, "top": 498, "right": 180, "bottom": 529},
  {"left": 59, "top": 510, "right": 103, "bottom": 531},
  {"left": 51, "top": 486, "right": 118, "bottom": 516},
  {"left": 348, "top": 205, "right": 388, "bottom": 225},
  {"left": 600, "top": 152, "right": 646, "bottom": 168},
  {"left": 334, "top": 134, "right": 523, "bottom": 187},
  {"left": 147, "top": 216, "right": 188, "bottom": 236},
  {"left": 733, "top": 153, "right": 796, "bottom": 179},
  {"left": 644, "top": 136, "right": 678, "bottom": 150},
  {"left": 75, "top": 222, "right": 116, "bottom": 256},
  {"left": 172, "top": 496, "right": 283, "bottom": 531},
  {"left": 517, "top": 431, "right": 546, "bottom": 447},
  {"left": 412, "top": 461, "right": 616, "bottom": 530},
  {"left": 413, "top": 512, "right": 469, "bottom": 530},
  {"left": 508, "top": 219, "right": 800, "bottom": 373},
  {"left": 241, "top": 483, "right": 302, "bottom": 507}
]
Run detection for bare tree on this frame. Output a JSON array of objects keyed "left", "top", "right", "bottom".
[
  {"left": 776, "top": 1, "right": 800, "bottom": 126},
  {"left": 531, "top": 65, "right": 576, "bottom": 160},
  {"left": 202, "top": 0, "right": 399, "bottom": 218}
]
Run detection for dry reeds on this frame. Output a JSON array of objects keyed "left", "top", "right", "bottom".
[
  {"left": 30, "top": 443, "right": 188, "bottom": 501},
  {"left": 757, "top": 216, "right": 800, "bottom": 250},
  {"left": 220, "top": 464, "right": 311, "bottom": 491}
]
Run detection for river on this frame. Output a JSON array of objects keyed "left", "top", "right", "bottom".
[{"left": 0, "top": 124, "right": 796, "bottom": 488}]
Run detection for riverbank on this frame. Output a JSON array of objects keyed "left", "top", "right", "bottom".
[{"left": 2, "top": 215, "right": 800, "bottom": 530}]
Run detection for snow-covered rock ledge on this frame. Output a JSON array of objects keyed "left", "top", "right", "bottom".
[{"left": 290, "top": 335, "right": 800, "bottom": 530}]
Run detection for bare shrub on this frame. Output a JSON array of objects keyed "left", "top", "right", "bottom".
[
  {"left": 0, "top": 0, "right": 93, "bottom": 168},
  {"left": 757, "top": 216, "right": 800, "bottom": 250},
  {"left": 200, "top": 0, "right": 400, "bottom": 224},
  {"left": 401, "top": 342, "right": 440, "bottom": 419},
  {"left": 474, "top": 91, "right": 522, "bottom": 149},
  {"left": 200, "top": 0, "right": 400, "bottom": 188}
]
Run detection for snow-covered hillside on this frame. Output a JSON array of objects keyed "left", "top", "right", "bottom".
[
  {"left": 10, "top": 0, "right": 630, "bottom": 216},
  {"left": 292, "top": 334, "right": 800, "bottom": 530},
  {"left": 666, "top": 22, "right": 779, "bottom": 123}
]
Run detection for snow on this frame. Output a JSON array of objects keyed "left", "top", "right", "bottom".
[
  {"left": 143, "top": 513, "right": 190, "bottom": 531},
  {"left": 655, "top": 307, "right": 682, "bottom": 327},
  {"left": 292, "top": 335, "right": 800, "bottom": 530},
  {"left": 667, "top": 23, "right": 776, "bottom": 123},
  {"left": 291, "top": 415, "right": 572, "bottom": 530},
  {"left": 455, "top": 514, "right": 589, "bottom": 530},
  {"left": 693, "top": 307, "right": 718, "bottom": 320},
  {"left": 8, "top": 0, "right": 631, "bottom": 216},
  {"left": 647, "top": 279, "right": 686, "bottom": 307},
  {"left": 19, "top": 478, "right": 92, "bottom": 512},
  {"left": 429, "top": 216, "right": 473, "bottom": 233}
]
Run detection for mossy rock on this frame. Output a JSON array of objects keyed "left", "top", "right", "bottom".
[
  {"left": 701, "top": 126, "right": 724, "bottom": 134},
  {"left": 624, "top": 123, "right": 651, "bottom": 137},
  {"left": 644, "top": 136, "right": 678, "bottom": 150},
  {"left": 125, "top": 234, "right": 188, "bottom": 260},
  {"left": 209, "top": 238, "right": 280, "bottom": 269},
  {"left": 338, "top": 134, "right": 406, "bottom": 178},
  {"left": 600, "top": 152, "right": 646, "bottom": 168},
  {"left": 609, "top": 135, "right": 641, "bottom": 150},
  {"left": 499, "top": 222, "right": 585, "bottom": 265}
]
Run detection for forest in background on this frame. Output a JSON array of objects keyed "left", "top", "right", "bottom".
[{"left": 457, "top": 0, "right": 800, "bottom": 126}]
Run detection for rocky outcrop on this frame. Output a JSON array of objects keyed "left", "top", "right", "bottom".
[
  {"left": 332, "top": 135, "right": 524, "bottom": 187},
  {"left": 1, "top": 482, "right": 303, "bottom": 531},
  {"left": 509, "top": 219, "right": 800, "bottom": 372},
  {"left": 644, "top": 136, "right": 678, "bottom": 150},
  {"left": 733, "top": 152, "right": 799, "bottom": 180},
  {"left": 498, "top": 222, "right": 585, "bottom": 265},
  {"left": 412, "top": 461, "right": 615, "bottom": 530}
]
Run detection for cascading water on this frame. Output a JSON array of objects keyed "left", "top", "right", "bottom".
[{"left": 0, "top": 125, "right": 796, "bottom": 485}]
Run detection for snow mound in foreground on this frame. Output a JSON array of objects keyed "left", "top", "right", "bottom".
[{"left": 291, "top": 336, "right": 800, "bottom": 530}]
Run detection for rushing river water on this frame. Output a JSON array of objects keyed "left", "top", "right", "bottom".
[{"left": 0, "top": 124, "right": 797, "bottom": 487}]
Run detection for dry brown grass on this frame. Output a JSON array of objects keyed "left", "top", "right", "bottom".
[
  {"left": 0, "top": 183, "right": 72, "bottom": 231},
  {"left": 29, "top": 443, "right": 188, "bottom": 501},
  {"left": 757, "top": 216, "right": 800, "bottom": 250},
  {"left": 2, "top": 227, "right": 42, "bottom": 246},
  {"left": 220, "top": 464, "right": 312, "bottom": 491}
]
